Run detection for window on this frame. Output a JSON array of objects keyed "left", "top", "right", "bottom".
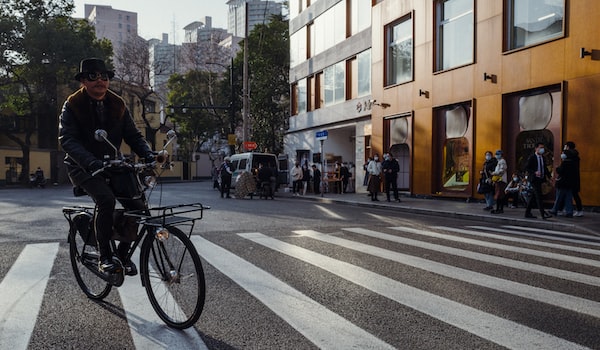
[
  {"left": 357, "top": 49, "right": 371, "bottom": 97},
  {"left": 297, "top": 78, "right": 307, "bottom": 113},
  {"left": 324, "top": 61, "right": 345, "bottom": 106},
  {"left": 505, "top": 0, "right": 565, "bottom": 51},
  {"left": 435, "top": 0, "right": 474, "bottom": 71},
  {"left": 386, "top": 14, "right": 413, "bottom": 86},
  {"left": 350, "top": 0, "right": 371, "bottom": 35}
]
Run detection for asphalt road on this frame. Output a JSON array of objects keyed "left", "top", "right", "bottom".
[{"left": 1, "top": 182, "right": 599, "bottom": 349}]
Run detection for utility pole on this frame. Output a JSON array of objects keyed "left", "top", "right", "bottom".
[{"left": 242, "top": 1, "right": 249, "bottom": 143}]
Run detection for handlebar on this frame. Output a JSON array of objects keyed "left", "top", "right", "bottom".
[{"left": 90, "top": 158, "right": 161, "bottom": 177}]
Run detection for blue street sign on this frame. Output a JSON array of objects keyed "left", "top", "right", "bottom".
[{"left": 316, "top": 130, "right": 328, "bottom": 140}]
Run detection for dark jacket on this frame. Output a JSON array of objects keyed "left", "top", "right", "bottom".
[
  {"left": 555, "top": 154, "right": 577, "bottom": 189},
  {"left": 381, "top": 159, "right": 400, "bottom": 178},
  {"left": 59, "top": 88, "right": 152, "bottom": 185},
  {"left": 525, "top": 153, "right": 550, "bottom": 184},
  {"left": 483, "top": 158, "right": 497, "bottom": 179}
]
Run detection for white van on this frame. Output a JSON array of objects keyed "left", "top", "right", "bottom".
[{"left": 228, "top": 152, "right": 279, "bottom": 188}]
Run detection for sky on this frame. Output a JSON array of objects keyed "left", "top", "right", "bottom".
[{"left": 71, "top": 0, "right": 230, "bottom": 44}]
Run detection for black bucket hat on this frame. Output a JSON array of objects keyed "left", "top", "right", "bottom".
[{"left": 74, "top": 58, "right": 115, "bottom": 80}]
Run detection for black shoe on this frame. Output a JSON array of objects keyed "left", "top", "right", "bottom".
[
  {"left": 542, "top": 212, "right": 553, "bottom": 220},
  {"left": 525, "top": 213, "right": 537, "bottom": 219},
  {"left": 491, "top": 209, "right": 503, "bottom": 214},
  {"left": 123, "top": 260, "right": 138, "bottom": 276},
  {"left": 483, "top": 206, "right": 493, "bottom": 211},
  {"left": 99, "top": 258, "right": 120, "bottom": 274}
]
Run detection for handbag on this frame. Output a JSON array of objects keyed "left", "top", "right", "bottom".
[
  {"left": 477, "top": 177, "right": 493, "bottom": 194},
  {"left": 491, "top": 175, "right": 502, "bottom": 183}
]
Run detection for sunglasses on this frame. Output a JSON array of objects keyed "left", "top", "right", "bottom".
[{"left": 84, "top": 72, "right": 110, "bottom": 81}]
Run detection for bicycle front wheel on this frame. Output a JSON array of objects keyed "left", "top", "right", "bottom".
[
  {"left": 69, "top": 228, "right": 112, "bottom": 299},
  {"left": 140, "top": 225, "right": 205, "bottom": 329}
]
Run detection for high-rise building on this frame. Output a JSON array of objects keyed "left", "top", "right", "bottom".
[
  {"left": 227, "top": 0, "right": 282, "bottom": 37},
  {"left": 84, "top": 5, "right": 138, "bottom": 57}
]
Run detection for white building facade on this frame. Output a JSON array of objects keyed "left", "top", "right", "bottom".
[{"left": 286, "top": 0, "right": 373, "bottom": 191}]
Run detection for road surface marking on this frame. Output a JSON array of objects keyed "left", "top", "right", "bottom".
[
  {"left": 239, "top": 232, "right": 590, "bottom": 350},
  {"left": 191, "top": 235, "right": 395, "bottom": 350},
  {"left": 0, "top": 243, "right": 59, "bottom": 350}
]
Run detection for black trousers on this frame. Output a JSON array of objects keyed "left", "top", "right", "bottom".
[
  {"left": 221, "top": 176, "right": 232, "bottom": 197},
  {"left": 78, "top": 176, "right": 145, "bottom": 260},
  {"left": 384, "top": 175, "right": 399, "bottom": 200},
  {"left": 526, "top": 180, "right": 545, "bottom": 216}
]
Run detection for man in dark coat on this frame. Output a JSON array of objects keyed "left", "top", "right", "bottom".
[
  {"left": 59, "top": 58, "right": 154, "bottom": 275},
  {"left": 381, "top": 153, "right": 400, "bottom": 202},
  {"left": 524, "top": 142, "right": 552, "bottom": 219}
]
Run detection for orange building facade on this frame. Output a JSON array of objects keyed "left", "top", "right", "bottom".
[{"left": 370, "top": 0, "right": 599, "bottom": 206}]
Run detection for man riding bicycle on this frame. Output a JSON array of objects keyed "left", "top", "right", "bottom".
[{"left": 59, "top": 58, "right": 155, "bottom": 275}]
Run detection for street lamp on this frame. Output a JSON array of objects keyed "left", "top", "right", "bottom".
[{"left": 206, "top": 59, "right": 236, "bottom": 155}]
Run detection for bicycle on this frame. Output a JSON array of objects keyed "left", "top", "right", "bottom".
[{"left": 62, "top": 129, "right": 208, "bottom": 329}]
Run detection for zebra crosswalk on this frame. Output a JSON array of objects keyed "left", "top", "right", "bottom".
[{"left": 1, "top": 224, "right": 599, "bottom": 349}]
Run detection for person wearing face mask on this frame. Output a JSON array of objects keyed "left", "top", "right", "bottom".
[
  {"left": 490, "top": 150, "right": 508, "bottom": 214},
  {"left": 381, "top": 153, "right": 400, "bottom": 202},
  {"left": 367, "top": 154, "right": 382, "bottom": 201},
  {"left": 549, "top": 150, "right": 576, "bottom": 217},
  {"left": 480, "top": 151, "right": 497, "bottom": 210},
  {"left": 504, "top": 173, "right": 523, "bottom": 208},
  {"left": 564, "top": 141, "right": 583, "bottom": 216},
  {"left": 524, "top": 142, "right": 552, "bottom": 219}
]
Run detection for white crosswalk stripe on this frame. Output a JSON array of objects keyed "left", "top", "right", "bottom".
[{"left": 1, "top": 223, "right": 599, "bottom": 349}]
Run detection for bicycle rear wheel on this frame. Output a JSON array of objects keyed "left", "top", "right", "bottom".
[
  {"left": 140, "top": 225, "right": 205, "bottom": 329},
  {"left": 69, "top": 228, "right": 112, "bottom": 299}
]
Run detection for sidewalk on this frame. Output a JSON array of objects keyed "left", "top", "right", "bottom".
[{"left": 280, "top": 189, "right": 600, "bottom": 236}]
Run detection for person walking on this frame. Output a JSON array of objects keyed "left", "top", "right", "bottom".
[
  {"left": 564, "top": 141, "right": 583, "bottom": 216},
  {"left": 301, "top": 160, "right": 311, "bottom": 195},
  {"left": 367, "top": 154, "right": 382, "bottom": 201},
  {"left": 59, "top": 57, "right": 155, "bottom": 275},
  {"left": 549, "top": 150, "right": 576, "bottom": 217},
  {"left": 311, "top": 164, "right": 321, "bottom": 195},
  {"left": 381, "top": 153, "right": 400, "bottom": 202},
  {"left": 219, "top": 157, "right": 233, "bottom": 198},
  {"left": 480, "top": 151, "right": 497, "bottom": 211},
  {"left": 291, "top": 161, "right": 303, "bottom": 196},
  {"left": 340, "top": 162, "right": 350, "bottom": 194},
  {"left": 525, "top": 142, "right": 553, "bottom": 219},
  {"left": 490, "top": 150, "right": 508, "bottom": 214}
]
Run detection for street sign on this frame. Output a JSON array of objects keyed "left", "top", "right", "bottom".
[
  {"left": 243, "top": 141, "right": 257, "bottom": 150},
  {"left": 316, "top": 130, "right": 328, "bottom": 141}
]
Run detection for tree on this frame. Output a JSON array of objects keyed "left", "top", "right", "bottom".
[
  {"left": 243, "top": 14, "right": 289, "bottom": 154},
  {"left": 166, "top": 70, "right": 230, "bottom": 161},
  {"left": 0, "top": 0, "right": 112, "bottom": 183}
]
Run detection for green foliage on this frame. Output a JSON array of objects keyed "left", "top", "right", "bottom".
[
  {"left": 167, "top": 70, "right": 230, "bottom": 159},
  {"left": 244, "top": 14, "right": 290, "bottom": 154},
  {"left": 0, "top": 0, "right": 112, "bottom": 181}
]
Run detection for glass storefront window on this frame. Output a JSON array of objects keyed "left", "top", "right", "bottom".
[
  {"left": 505, "top": 0, "right": 565, "bottom": 50},
  {"left": 435, "top": 0, "right": 474, "bottom": 71},
  {"left": 386, "top": 14, "right": 413, "bottom": 86}
]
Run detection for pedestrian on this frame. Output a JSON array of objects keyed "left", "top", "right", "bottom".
[
  {"left": 504, "top": 173, "right": 523, "bottom": 208},
  {"left": 340, "top": 162, "right": 350, "bottom": 193},
  {"left": 564, "top": 141, "right": 583, "bottom": 216},
  {"left": 291, "top": 161, "right": 303, "bottom": 196},
  {"left": 381, "top": 153, "right": 400, "bottom": 202},
  {"left": 301, "top": 160, "right": 311, "bottom": 195},
  {"left": 333, "top": 161, "right": 342, "bottom": 193},
  {"left": 311, "top": 164, "right": 321, "bottom": 195},
  {"left": 346, "top": 162, "right": 355, "bottom": 193},
  {"left": 363, "top": 157, "right": 372, "bottom": 187},
  {"left": 211, "top": 165, "right": 220, "bottom": 190},
  {"left": 257, "top": 163, "right": 274, "bottom": 199},
  {"left": 490, "top": 150, "right": 508, "bottom": 214},
  {"left": 59, "top": 57, "right": 155, "bottom": 275},
  {"left": 549, "top": 150, "right": 576, "bottom": 217},
  {"left": 219, "top": 157, "right": 233, "bottom": 198},
  {"left": 480, "top": 151, "right": 497, "bottom": 211},
  {"left": 367, "top": 154, "right": 382, "bottom": 201},
  {"left": 524, "top": 142, "right": 553, "bottom": 219}
]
